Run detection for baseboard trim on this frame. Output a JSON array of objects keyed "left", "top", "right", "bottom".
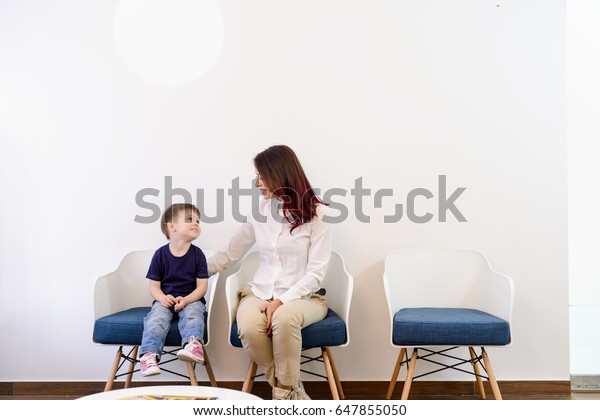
[{"left": 0, "top": 380, "right": 571, "bottom": 400}]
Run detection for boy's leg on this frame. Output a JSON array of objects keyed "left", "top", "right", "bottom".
[
  {"left": 140, "top": 302, "right": 173, "bottom": 356},
  {"left": 178, "top": 300, "right": 206, "bottom": 344},
  {"left": 177, "top": 300, "right": 207, "bottom": 364}
]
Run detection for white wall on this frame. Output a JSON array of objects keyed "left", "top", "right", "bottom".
[
  {"left": 0, "top": 0, "right": 567, "bottom": 382},
  {"left": 568, "top": 1, "right": 600, "bottom": 376}
]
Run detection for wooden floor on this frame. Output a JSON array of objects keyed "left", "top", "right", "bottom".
[{"left": 1, "top": 380, "right": 597, "bottom": 400}]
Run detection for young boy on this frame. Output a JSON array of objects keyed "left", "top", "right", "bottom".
[{"left": 139, "top": 203, "right": 209, "bottom": 376}]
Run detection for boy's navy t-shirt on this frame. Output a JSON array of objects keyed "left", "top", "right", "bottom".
[{"left": 147, "top": 244, "right": 208, "bottom": 304}]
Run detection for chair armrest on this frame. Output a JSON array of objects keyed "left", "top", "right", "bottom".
[
  {"left": 331, "top": 252, "right": 354, "bottom": 326},
  {"left": 336, "top": 255, "right": 354, "bottom": 348},
  {"left": 225, "top": 270, "right": 245, "bottom": 329},
  {"left": 93, "top": 269, "right": 119, "bottom": 320},
  {"left": 204, "top": 272, "right": 219, "bottom": 347},
  {"left": 479, "top": 268, "right": 515, "bottom": 324}
]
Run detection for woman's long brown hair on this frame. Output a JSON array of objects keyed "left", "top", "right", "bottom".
[{"left": 254, "top": 145, "right": 326, "bottom": 233}]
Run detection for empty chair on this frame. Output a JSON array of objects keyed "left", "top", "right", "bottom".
[{"left": 383, "top": 247, "right": 514, "bottom": 400}]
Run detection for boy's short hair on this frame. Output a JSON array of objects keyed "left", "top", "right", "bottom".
[{"left": 161, "top": 203, "right": 201, "bottom": 239}]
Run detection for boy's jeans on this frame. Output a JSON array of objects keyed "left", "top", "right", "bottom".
[{"left": 140, "top": 300, "right": 206, "bottom": 357}]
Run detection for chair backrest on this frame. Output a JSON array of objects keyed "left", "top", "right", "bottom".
[
  {"left": 93, "top": 249, "right": 218, "bottom": 345},
  {"left": 94, "top": 250, "right": 154, "bottom": 321},
  {"left": 225, "top": 250, "right": 353, "bottom": 346},
  {"left": 383, "top": 247, "right": 514, "bottom": 325}
]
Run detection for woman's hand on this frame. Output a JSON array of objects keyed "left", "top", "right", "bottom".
[{"left": 260, "top": 299, "right": 283, "bottom": 337}]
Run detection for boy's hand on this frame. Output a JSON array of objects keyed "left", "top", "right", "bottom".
[
  {"left": 159, "top": 294, "right": 176, "bottom": 308},
  {"left": 174, "top": 296, "right": 186, "bottom": 312}
]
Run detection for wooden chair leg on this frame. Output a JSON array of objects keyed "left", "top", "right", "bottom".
[
  {"left": 242, "top": 360, "right": 258, "bottom": 393},
  {"left": 187, "top": 362, "right": 199, "bottom": 386},
  {"left": 400, "top": 348, "right": 418, "bottom": 400},
  {"left": 469, "top": 347, "right": 486, "bottom": 399},
  {"left": 105, "top": 346, "right": 123, "bottom": 392},
  {"left": 481, "top": 348, "right": 502, "bottom": 400},
  {"left": 386, "top": 348, "right": 406, "bottom": 399},
  {"left": 322, "top": 347, "right": 340, "bottom": 400},
  {"left": 203, "top": 351, "right": 218, "bottom": 387},
  {"left": 124, "top": 346, "right": 138, "bottom": 389},
  {"left": 325, "top": 347, "right": 345, "bottom": 400}
]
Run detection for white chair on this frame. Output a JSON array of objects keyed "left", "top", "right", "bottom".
[
  {"left": 225, "top": 251, "right": 353, "bottom": 399},
  {"left": 383, "top": 247, "right": 514, "bottom": 400},
  {"left": 93, "top": 249, "right": 218, "bottom": 391}
]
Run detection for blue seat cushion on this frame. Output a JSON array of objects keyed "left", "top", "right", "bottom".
[
  {"left": 230, "top": 308, "right": 346, "bottom": 349},
  {"left": 93, "top": 307, "right": 207, "bottom": 347},
  {"left": 392, "top": 308, "right": 510, "bottom": 346}
]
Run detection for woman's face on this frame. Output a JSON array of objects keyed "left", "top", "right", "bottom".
[{"left": 255, "top": 169, "right": 273, "bottom": 199}]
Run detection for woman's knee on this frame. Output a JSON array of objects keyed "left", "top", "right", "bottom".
[
  {"left": 237, "top": 313, "right": 269, "bottom": 341},
  {"left": 271, "top": 307, "right": 302, "bottom": 334}
]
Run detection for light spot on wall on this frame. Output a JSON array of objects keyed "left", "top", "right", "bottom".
[{"left": 113, "top": 0, "right": 224, "bottom": 87}]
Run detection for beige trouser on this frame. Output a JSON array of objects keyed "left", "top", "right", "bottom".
[{"left": 236, "top": 286, "right": 328, "bottom": 388}]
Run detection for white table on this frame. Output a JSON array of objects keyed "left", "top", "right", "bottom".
[{"left": 78, "top": 385, "right": 262, "bottom": 400}]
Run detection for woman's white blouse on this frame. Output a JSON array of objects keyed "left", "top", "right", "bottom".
[{"left": 207, "top": 198, "right": 333, "bottom": 303}]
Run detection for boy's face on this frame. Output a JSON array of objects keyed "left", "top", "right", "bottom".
[{"left": 169, "top": 210, "right": 201, "bottom": 241}]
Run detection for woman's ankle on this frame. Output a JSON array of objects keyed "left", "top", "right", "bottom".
[{"left": 275, "top": 380, "right": 291, "bottom": 390}]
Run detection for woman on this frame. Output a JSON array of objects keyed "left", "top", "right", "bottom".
[{"left": 208, "top": 145, "right": 332, "bottom": 400}]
